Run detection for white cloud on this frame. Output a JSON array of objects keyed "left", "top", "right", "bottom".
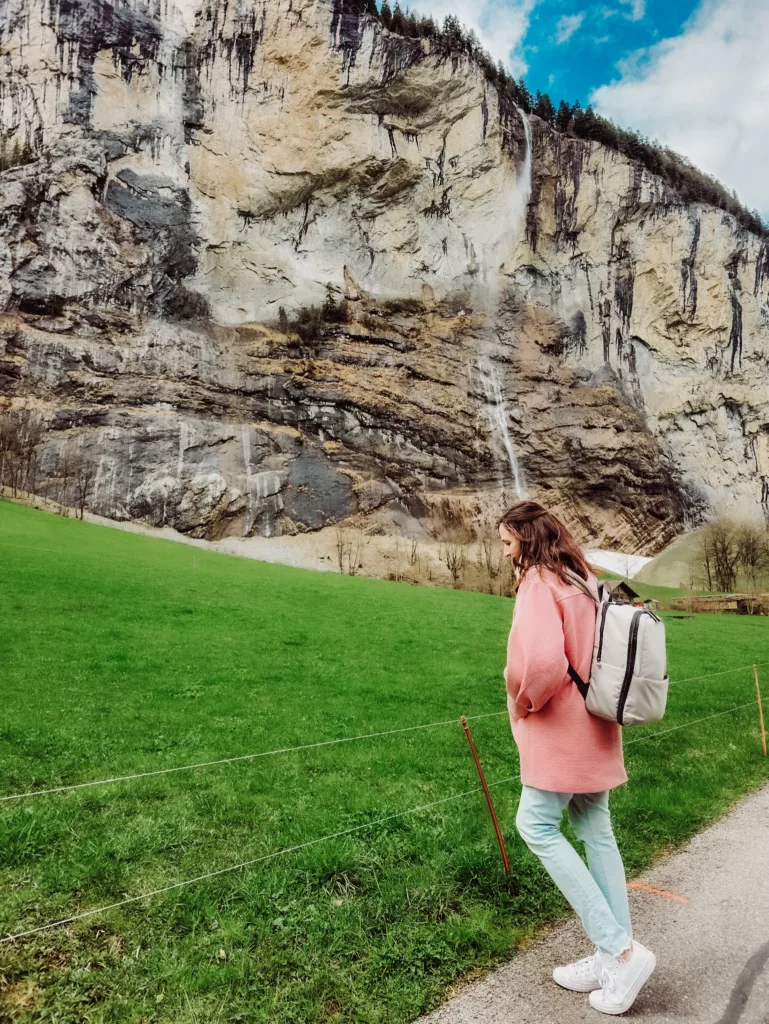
[
  {"left": 555, "top": 11, "right": 585, "bottom": 44},
  {"left": 620, "top": 0, "right": 645, "bottom": 21},
  {"left": 591, "top": 0, "right": 769, "bottom": 215},
  {"left": 408, "top": 0, "right": 538, "bottom": 76}
]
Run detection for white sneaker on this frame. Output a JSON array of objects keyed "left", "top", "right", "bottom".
[
  {"left": 589, "top": 940, "right": 656, "bottom": 1014},
  {"left": 553, "top": 947, "right": 613, "bottom": 992}
]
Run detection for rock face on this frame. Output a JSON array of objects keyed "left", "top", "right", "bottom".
[{"left": 1, "top": 0, "right": 767, "bottom": 551}]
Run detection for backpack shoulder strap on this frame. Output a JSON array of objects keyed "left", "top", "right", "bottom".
[
  {"left": 563, "top": 567, "right": 600, "bottom": 605},
  {"left": 563, "top": 567, "right": 599, "bottom": 702},
  {"left": 567, "top": 663, "right": 590, "bottom": 699}
]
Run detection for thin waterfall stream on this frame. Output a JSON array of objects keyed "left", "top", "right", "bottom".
[
  {"left": 475, "top": 105, "right": 531, "bottom": 499},
  {"left": 476, "top": 357, "right": 526, "bottom": 498}
]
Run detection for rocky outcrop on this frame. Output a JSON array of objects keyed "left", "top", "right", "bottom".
[
  {"left": 516, "top": 126, "right": 769, "bottom": 525},
  {"left": 1, "top": 0, "right": 767, "bottom": 551}
]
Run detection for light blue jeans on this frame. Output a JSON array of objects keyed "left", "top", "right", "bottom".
[{"left": 516, "top": 785, "right": 633, "bottom": 957}]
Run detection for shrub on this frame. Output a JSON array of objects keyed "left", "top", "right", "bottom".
[
  {"left": 275, "top": 286, "right": 349, "bottom": 349},
  {"left": 0, "top": 136, "right": 36, "bottom": 173}
]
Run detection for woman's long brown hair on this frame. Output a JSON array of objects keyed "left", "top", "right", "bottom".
[{"left": 497, "top": 501, "right": 592, "bottom": 589}]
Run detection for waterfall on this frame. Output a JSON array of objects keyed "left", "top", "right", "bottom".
[
  {"left": 240, "top": 423, "right": 254, "bottom": 537},
  {"left": 476, "top": 356, "right": 526, "bottom": 498},
  {"left": 506, "top": 106, "right": 532, "bottom": 241},
  {"left": 474, "top": 106, "right": 531, "bottom": 500}
]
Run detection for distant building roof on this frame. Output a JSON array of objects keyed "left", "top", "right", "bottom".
[{"left": 602, "top": 580, "right": 640, "bottom": 600}]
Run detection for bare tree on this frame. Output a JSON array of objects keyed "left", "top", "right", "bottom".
[
  {"left": 695, "top": 519, "right": 740, "bottom": 593},
  {"left": 736, "top": 523, "right": 769, "bottom": 592},
  {"left": 334, "top": 527, "right": 348, "bottom": 574},
  {"left": 334, "top": 527, "right": 367, "bottom": 575},
  {"left": 0, "top": 413, "right": 16, "bottom": 490},
  {"left": 347, "top": 533, "right": 366, "bottom": 576},
  {"left": 473, "top": 525, "right": 503, "bottom": 594},
  {"left": 19, "top": 412, "right": 44, "bottom": 495},
  {"left": 685, "top": 553, "right": 699, "bottom": 612},
  {"left": 620, "top": 552, "right": 634, "bottom": 584},
  {"left": 0, "top": 409, "right": 45, "bottom": 496},
  {"left": 502, "top": 556, "right": 516, "bottom": 597},
  {"left": 391, "top": 538, "right": 403, "bottom": 582},
  {"left": 694, "top": 529, "right": 714, "bottom": 590},
  {"left": 56, "top": 447, "right": 73, "bottom": 515},
  {"left": 482, "top": 529, "right": 502, "bottom": 577},
  {"left": 71, "top": 450, "right": 97, "bottom": 520},
  {"left": 444, "top": 535, "right": 468, "bottom": 588},
  {"left": 409, "top": 539, "right": 420, "bottom": 567}
]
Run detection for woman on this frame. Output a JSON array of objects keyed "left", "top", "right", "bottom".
[{"left": 499, "top": 500, "right": 656, "bottom": 1015}]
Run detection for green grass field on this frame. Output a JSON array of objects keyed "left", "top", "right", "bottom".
[{"left": 1, "top": 499, "right": 768, "bottom": 1023}]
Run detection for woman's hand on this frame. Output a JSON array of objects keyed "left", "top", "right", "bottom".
[
  {"left": 511, "top": 702, "right": 530, "bottom": 723},
  {"left": 505, "top": 669, "right": 529, "bottom": 722}
]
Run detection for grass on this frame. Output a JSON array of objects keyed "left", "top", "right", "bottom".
[{"left": 1, "top": 499, "right": 768, "bottom": 1023}]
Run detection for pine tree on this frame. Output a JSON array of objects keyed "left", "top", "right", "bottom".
[
  {"left": 380, "top": 1, "right": 392, "bottom": 28},
  {"left": 533, "top": 90, "right": 555, "bottom": 123},
  {"left": 442, "top": 14, "right": 463, "bottom": 48},
  {"left": 323, "top": 285, "right": 337, "bottom": 321},
  {"left": 516, "top": 77, "right": 533, "bottom": 113},
  {"left": 554, "top": 99, "right": 573, "bottom": 133},
  {"left": 573, "top": 103, "right": 596, "bottom": 138},
  {"left": 391, "top": 2, "right": 405, "bottom": 34}
]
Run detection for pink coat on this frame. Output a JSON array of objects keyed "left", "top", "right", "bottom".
[{"left": 505, "top": 566, "right": 627, "bottom": 793}]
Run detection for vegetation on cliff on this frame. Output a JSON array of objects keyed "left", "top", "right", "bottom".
[{"left": 0, "top": 136, "right": 36, "bottom": 173}]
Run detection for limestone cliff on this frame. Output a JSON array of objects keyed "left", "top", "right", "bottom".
[{"left": 1, "top": 0, "right": 767, "bottom": 552}]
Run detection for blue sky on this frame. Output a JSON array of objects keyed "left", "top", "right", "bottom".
[
  {"left": 521, "top": 0, "right": 699, "bottom": 108},
  {"left": 406, "top": 0, "right": 769, "bottom": 217}
]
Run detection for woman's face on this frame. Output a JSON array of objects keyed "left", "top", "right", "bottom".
[{"left": 498, "top": 523, "right": 521, "bottom": 561}]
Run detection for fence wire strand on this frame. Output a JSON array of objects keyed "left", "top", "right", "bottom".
[
  {"left": 2, "top": 691, "right": 766, "bottom": 944},
  {"left": 4, "top": 663, "right": 766, "bottom": 804},
  {"left": 0, "top": 773, "right": 521, "bottom": 944},
  {"left": 0, "top": 710, "right": 504, "bottom": 803},
  {"left": 625, "top": 700, "right": 759, "bottom": 746}
]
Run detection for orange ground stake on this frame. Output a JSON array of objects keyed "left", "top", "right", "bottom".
[
  {"left": 754, "top": 664, "right": 767, "bottom": 757},
  {"left": 460, "top": 715, "right": 510, "bottom": 874},
  {"left": 627, "top": 882, "right": 689, "bottom": 904}
]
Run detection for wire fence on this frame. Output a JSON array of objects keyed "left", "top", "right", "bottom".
[
  {"left": 1, "top": 690, "right": 765, "bottom": 945},
  {"left": 3, "top": 662, "right": 767, "bottom": 804},
  {"left": 0, "top": 709, "right": 505, "bottom": 803}
]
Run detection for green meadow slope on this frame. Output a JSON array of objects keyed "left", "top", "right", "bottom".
[
  {"left": 633, "top": 531, "right": 706, "bottom": 590},
  {"left": 1, "top": 500, "right": 768, "bottom": 1023},
  {"left": 634, "top": 527, "right": 769, "bottom": 593}
]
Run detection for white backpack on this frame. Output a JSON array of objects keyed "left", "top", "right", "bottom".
[{"left": 564, "top": 570, "right": 669, "bottom": 727}]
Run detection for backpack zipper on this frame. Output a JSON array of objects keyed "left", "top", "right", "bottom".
[
  {"left": 596, "top": 601, "right": 611, "bottom": 662},
  {"left": 616, "top": 610, "right": 646, "bottom": 725}
]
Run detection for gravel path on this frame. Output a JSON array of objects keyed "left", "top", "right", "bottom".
[{"left": 416, "top": 781, "right": 769, "bottom": 1023}]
